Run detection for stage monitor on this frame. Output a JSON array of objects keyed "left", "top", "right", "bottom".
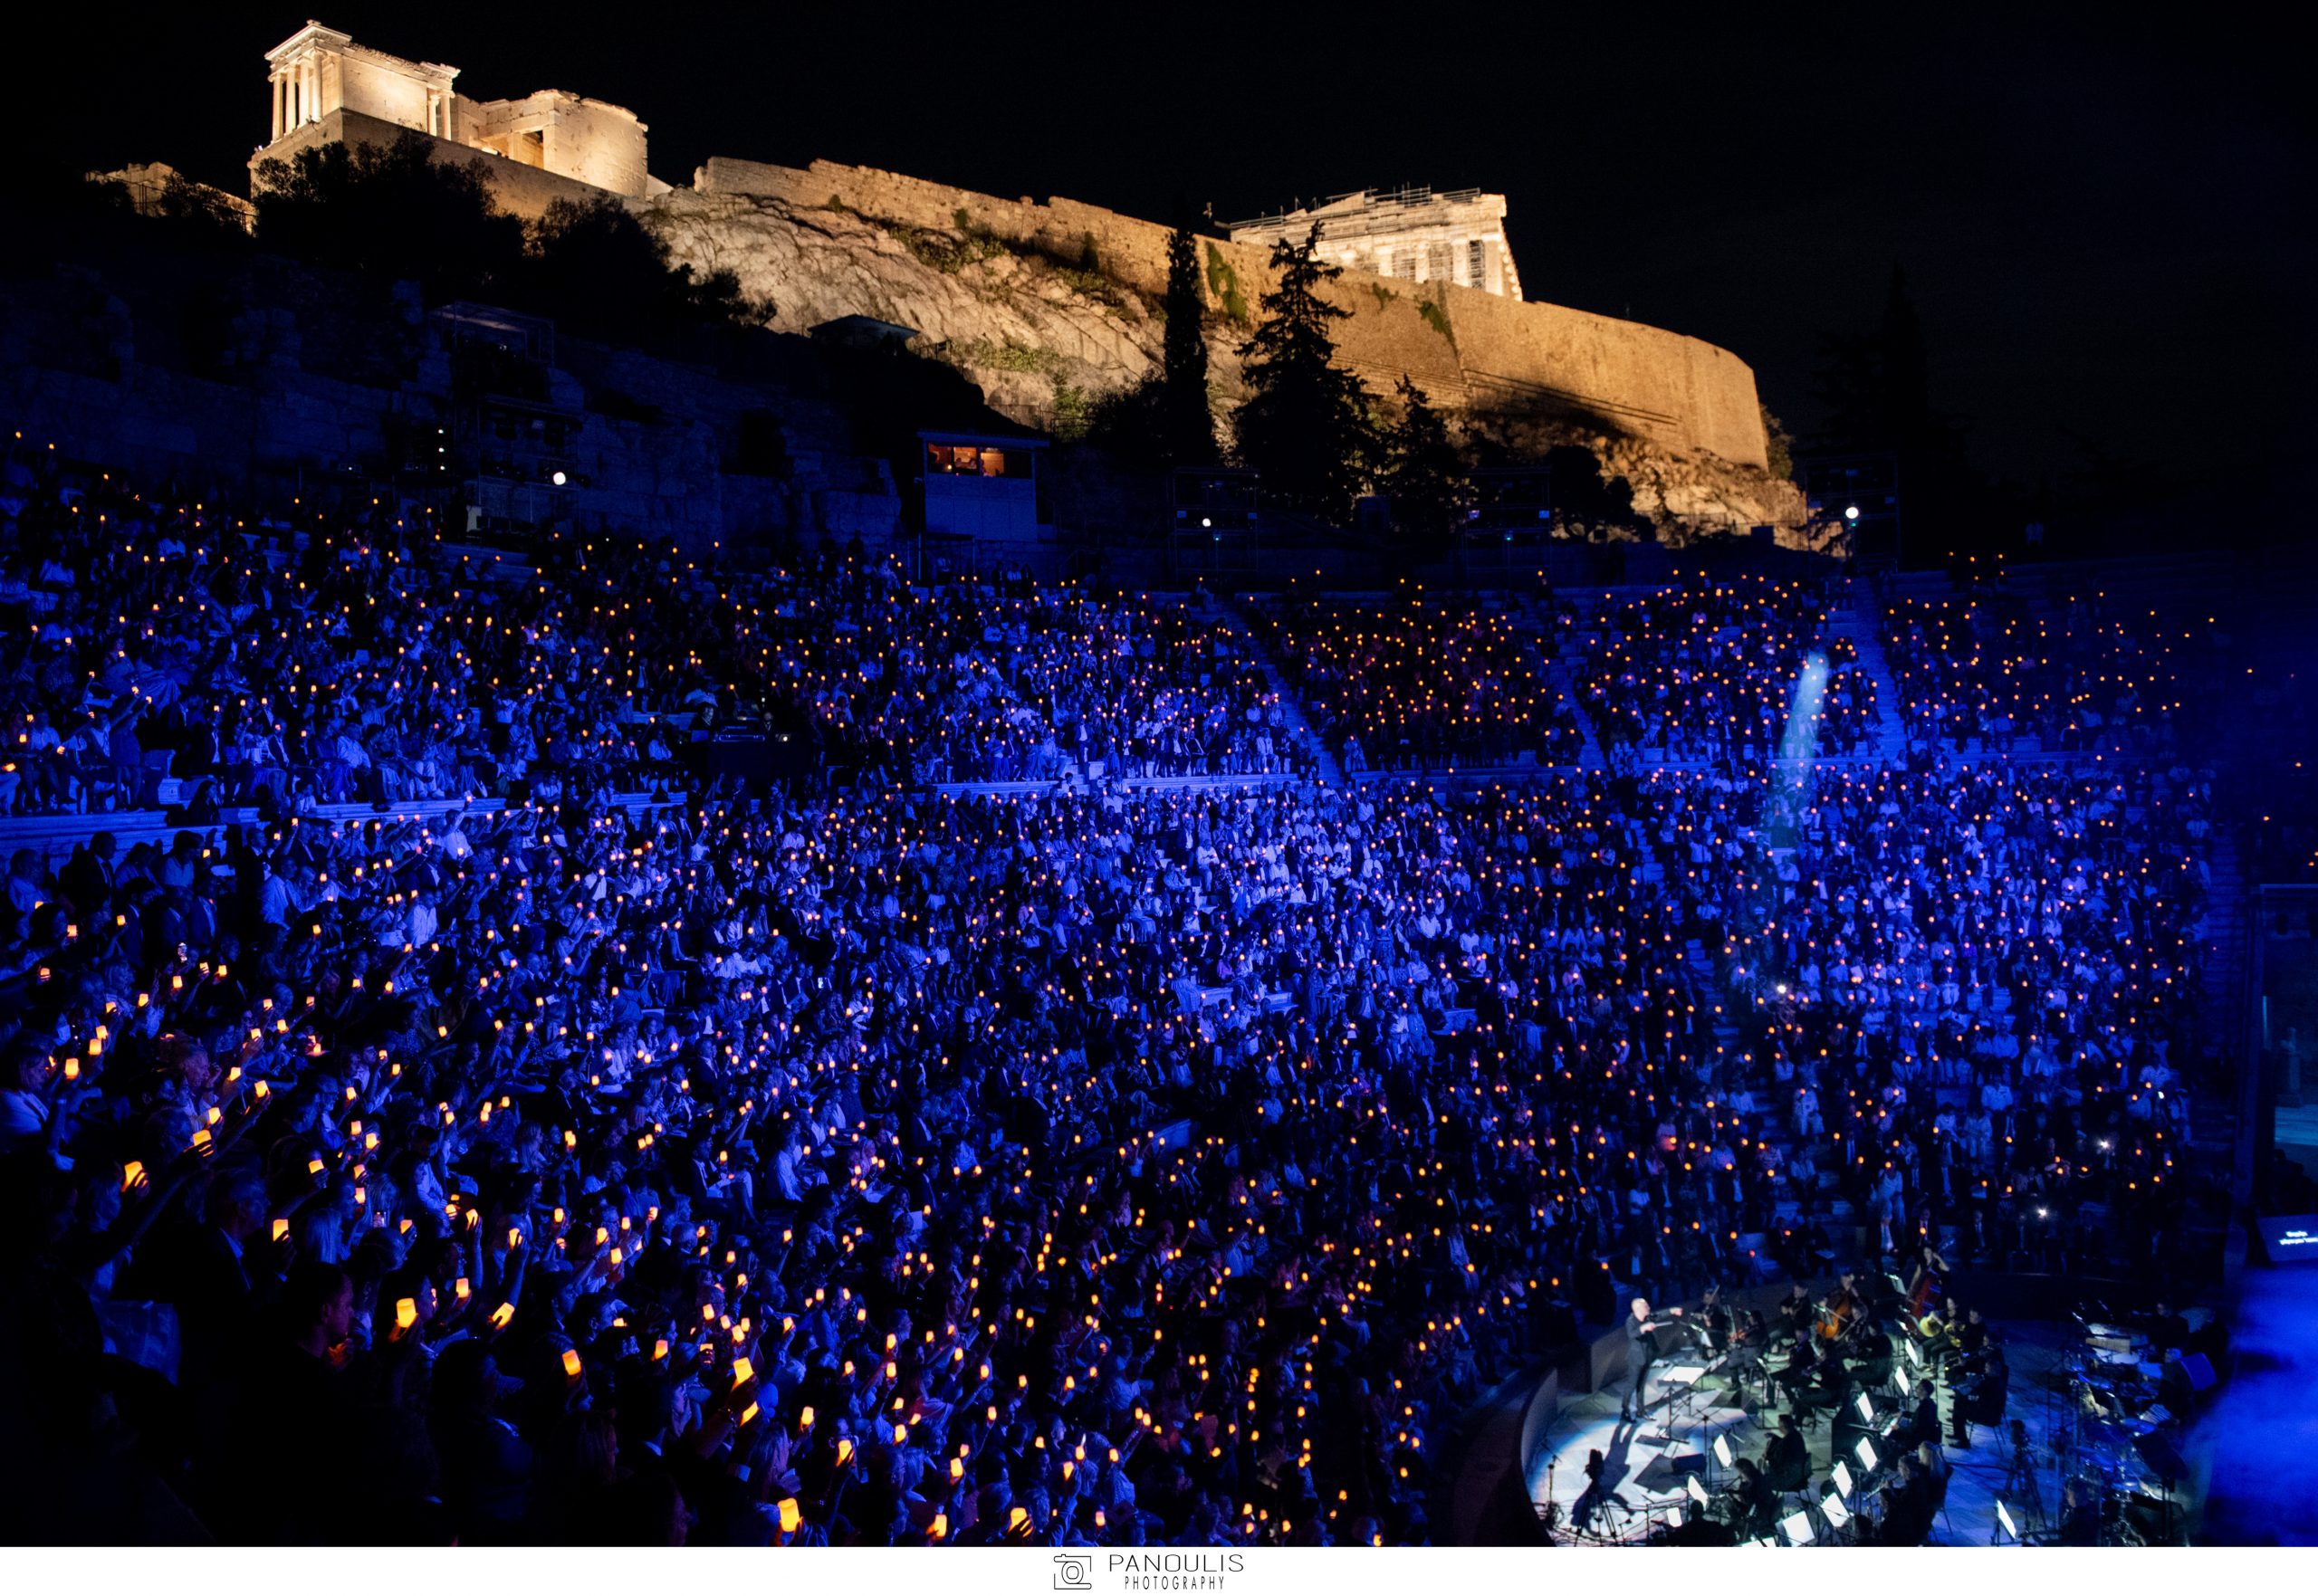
[{"left": 2256, "top": 1214, "right": 2318, "bottom": 1262}]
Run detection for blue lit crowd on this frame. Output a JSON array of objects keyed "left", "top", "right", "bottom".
[{"left": 0, "top": 448, "right": 2234, "bottom": 1545}]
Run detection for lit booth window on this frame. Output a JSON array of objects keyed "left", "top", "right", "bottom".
[{"left": 917, "top": 431, "right": 1048, "bottom": 551}]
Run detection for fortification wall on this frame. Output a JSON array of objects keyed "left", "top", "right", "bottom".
[
  {"left": 686, "top": 158, "right": 1772, "bottom": 473},
  {"left": 253, "top": 109, "right": 617, "bottom": 222}
]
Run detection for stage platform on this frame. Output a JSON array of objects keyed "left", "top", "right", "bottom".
[
  {"left": 1525, "top": 1315, "right": 2187, "bottom": 1545},
  {"left": 2194, "top": 1258, "right": 2318, "bottom": 1543}
]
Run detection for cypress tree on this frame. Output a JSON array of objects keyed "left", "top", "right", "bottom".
[
  {"left": 1231, "top": 225, "right": 1375, "bottom": 523},
  {"left": 1161, "top": 205, "right": 1216, "bottom": 464},
  {"left": 1381, "top": 377, "right": 1466, "bottom": 545}
]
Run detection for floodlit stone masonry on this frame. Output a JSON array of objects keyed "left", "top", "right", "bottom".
[
  {"left": 1226, "top": 187, "right": 1522, "bottom": 300},
  {"left": 254, "top": 22, "right": 665, "bottom": 205}
]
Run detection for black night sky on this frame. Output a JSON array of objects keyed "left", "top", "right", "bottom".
[{"left": 24, "top": 3, "right": 2317, "bottom": 520}]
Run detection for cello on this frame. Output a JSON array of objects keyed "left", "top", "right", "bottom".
[
  {"left": 1905, "top": 1246, "right": 1949, "bottom": 1321},
  {"left": 1817, "top": 1272, "right": 1864, "bottom": 1343}
]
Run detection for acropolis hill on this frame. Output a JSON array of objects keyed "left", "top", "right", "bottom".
[
  {"left": 647, "top": 161, "right": 1804, "bottom": 533},
  {"left": 231, "top": 23, "right": 1808, "bottom": 534}
]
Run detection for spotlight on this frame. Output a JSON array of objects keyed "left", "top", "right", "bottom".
[
  {"left": 552, "top": 471, "right": 568, "bottom": 486},
  {"left": 1844, "top": 504, "right": 1861, "bottom": 522}
]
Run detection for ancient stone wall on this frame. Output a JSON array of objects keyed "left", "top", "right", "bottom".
[
  {"left": 253, "top": 109, "right": 620, "bottom": 223},
  {"left": 678, "top": 158, "right": 1775, "bottom": 475},
  {"left": 462, "top": 92, "right": 656, "bottom": 200}
]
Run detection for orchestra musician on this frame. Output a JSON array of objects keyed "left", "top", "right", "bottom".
[
  {"left": 1698, "top": 1285, "right": 1732, "bottom": 1351},
  {"left": 1764, "top": 1412, "right": 1812, "bottom": 1495},
  {"left": 1776, "top": 1282, "right": 1816, "bottom": 1340},
  {"left": 1954, "top": 1305, "right": 1989, "bottom": 1359},
  {"left": 1818, "top": 1268, "right": 1867, "bottom": 1345},
  {"left": 1774, "top": 1325, "right": 1828, "bottom": 1418},
  {"left": 1892, "top": 1387, "right": 1940, "bottom": 1457},
  {"left": 1905, "top": 1244, "right": 1950, "bottom": 1320},
  {"left": 2056, "top": 1477, "right": 2104, "bottom": 1546},
  {"left": 1724, "top": 1457, "right": 1778, "bottom": 1540},
  {"left": 1949, "top": 1341, "right": 2009, "bottom": 1444},
  {"left": 2141, "top": 1299, "right": 2190, "bottom": 1355},
  {"left": 1723, "top": 1302, "right": 1769, "bottom": 1405}
]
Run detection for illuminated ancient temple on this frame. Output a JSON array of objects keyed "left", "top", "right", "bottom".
[{"left": 1224, "top": 186, "right": 1523, "bottom": 300}]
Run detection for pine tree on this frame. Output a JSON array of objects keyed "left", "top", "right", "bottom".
[
  {"left": 1161, "top": 205, "right": 1215, "bottom": 464},
  {"left": 1231, "top": 225, "right": 1374, "bottom": 523},
  {"left": 1381, "top": 377, "right": 1466, "bottom": 545}
]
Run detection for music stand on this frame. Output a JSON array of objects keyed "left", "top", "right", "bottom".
[
  {"left": 1822, "top": 1491, "right": 1853, "bottom": 1539},
  {"left": 1710, "top": 1430, "right": 1735, "bottom": 1485},
  {"left": 1991, "top": 1499, "right": 2023, "bottom": 1546},
  {"left": 1782, "top": 1509, "right": 1816, "bottom": 1546},
  {"left": 1831, "top": 1458, "right": 1854, "bottom": 1499},
  {"left": 1643, "top": 1362, "right": 1712, "bottom": 1455},
  {"left": 1855, "top": 1436, "right": 1879, "bottom": 1475}
]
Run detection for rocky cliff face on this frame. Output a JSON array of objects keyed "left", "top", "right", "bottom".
[
  {"left": 642, "top": 187, "right": 1806, "bottom": 538},
  {"left": 1470, "top": 416, "right": 1815, "bottom": 546},
  {"left": 645, "top": 189, "right": 1236, "bottom": 436}
]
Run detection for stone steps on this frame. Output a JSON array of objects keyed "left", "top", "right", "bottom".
[
  {"left": 1543, "top": 649, "right": 1606, "bottom": 772},
  {"left": 1834, "top": 578, "right": 1910, "bottom": 763},
  {"left": 1215, "top": 597, "right": 1344, "bottom": 788}
]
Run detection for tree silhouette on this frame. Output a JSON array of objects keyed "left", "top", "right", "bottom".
[
  {"left": 1810, "top": 265, "right": 1974, "bottom": 537},
  {"left": 1231, "top": 225, "right": 1374, "bottom": 523},
  {"left": 254, "top": 134, "right": 522, "bottom": 304},
  {"left": 1161, "top": 203, "right": 1216, "bottom": 464},
  {"left": 1544, "top": 444, "right": 1645, "bottom": 540},
  {"left": 254, "top": 133, "right": 763, "bottom": 341},
  {"left": 1380, "top": 377, "right": 1466, "bottom": 545},
  {"left": 526, "top": 196, "right": 765, "bottom": 340}
]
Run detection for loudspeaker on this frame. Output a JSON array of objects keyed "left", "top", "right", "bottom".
[{"left": 2175, "top": 1352, "right": 2217, "bottom": 1394}]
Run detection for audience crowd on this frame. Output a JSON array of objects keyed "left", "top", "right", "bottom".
[
  {"left": 1248, "top": 595, "right": 1581, "bottom": 772},
  {"left": 0, "top": 449, "right": 2237, "bottom": 1547},
  {"left": 1877, "top": 583, "right": 2217, "bottom": 757},
  {"left": 0, "top": 458, "right": 1302, "bottom": 820},
  {"left": 1577, "top": 577, "right": 1880, "bottom": 767}
]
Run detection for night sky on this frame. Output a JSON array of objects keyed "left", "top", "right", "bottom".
[{"left": 24, "top": 3, "right": 2316, "bottom": 507}]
